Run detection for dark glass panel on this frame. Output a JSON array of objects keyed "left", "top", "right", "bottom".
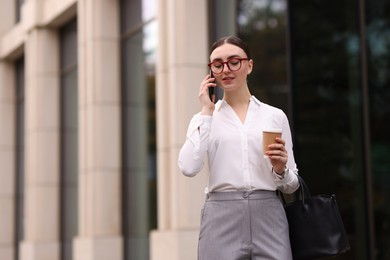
[
  {"left": 237, "top": 0, "right": 291, "bottom": 116},
  {"left": 60, "top": 18, "right": 78, "bottom": 260},
  {"left": 60, "top": 20, "right": 78, "bottom": 71},
  {"left": 120, "top": 0, "right": 157, "bottom": 256},
  {"left": 15, "top": 57, "right": 25, "bottom": 260},
  {"left": 288, "top": 0, "right": 366, "bottom": 259},
  {"left": 209, "top": 0, "right": 237, "bottom": 100},
  {"left": 121, "top": 0, "right": 157, "bottom": 33},
  {"left": 121, "top": 30, "right": 157, "bottom": 260},
  {"left": 365, "top": 0, "right": 390, "bottom": 259},
  {"left": 60, "top": 70, "right": 78, "bottom": 260},
  {"left": 15, "top": 0, "right": 25, "bottom": 23}
]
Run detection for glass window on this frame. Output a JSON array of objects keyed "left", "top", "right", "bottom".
[
  {"left": 60, "top": 18, "right": 78, "bottom": 260},
  {"left": 365, "top": 0, "right": 390, "bottom": 258},
  {"left": 208, "top": 0, "right": 237, "bottom": 100},
  {"left": 15, "top": 57, "right": 25, "bottom": 260},
  {"left": 237, "top": 0, "right": 291, "bottom": 116},
  {"left": 120, "top": 0, "right": 157, "bottom": 259},
  {"left": 209, "top": 0, "right": 236, "bottom": 40},
  {"left": 15, "top": 0, "right": 24, "bottom": 23},
  {"left": 227, "top": 0, "right": 390, "bottom": 258},
  {"left": 288, "top": 0, "right": 365, "bottom": 259},
  {"left": 209, "top": 0, "right": 290, "bottom": 113}
]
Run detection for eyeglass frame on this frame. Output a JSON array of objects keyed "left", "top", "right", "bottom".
[{"left": 208, "top": 57, "right": 250, "bottom": 74}]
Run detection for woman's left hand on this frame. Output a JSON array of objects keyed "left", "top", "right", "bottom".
[{"left": 265, "top": 137, "right": 288, "bottom": 175}]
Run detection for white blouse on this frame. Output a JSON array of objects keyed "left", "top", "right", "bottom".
[{"left": 178, "top": 96, "right": 299, "bottom": 194}]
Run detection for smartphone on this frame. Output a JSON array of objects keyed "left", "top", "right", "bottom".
[{"left": 209, "top": 70, "right": 215, "bottom": 103}]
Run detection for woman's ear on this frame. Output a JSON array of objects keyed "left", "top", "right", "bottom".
[{"left": 247, "top": 59, "right": 254, "bottom": 75}]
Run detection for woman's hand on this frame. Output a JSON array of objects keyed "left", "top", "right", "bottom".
[
  {"left": 265, "top": 137, "right": 288, "bottom": 174},
  {"left": 199, "top": 74, "right": 216, "bottom": 115}
]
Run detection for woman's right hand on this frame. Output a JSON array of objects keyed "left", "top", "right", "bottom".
[{"left": 199, "top": 74, "right": 216, "bottom": 115}]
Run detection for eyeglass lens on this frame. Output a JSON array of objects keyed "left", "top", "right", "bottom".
[{"left": 210, "top": 58, "right": 244, "bottom": 74}]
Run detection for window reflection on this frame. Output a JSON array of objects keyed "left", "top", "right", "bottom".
[
  {"left": 15, "top": 57, "right": 25, "bottom": 260},
  {"left": 288, "top": 0, "right": 365, "bottom": 259},
  {"left": 365, "top": 1, "right": 390, "bottom": 258},
  {"left": 232, "top": 0, "right": 390, "bottom": 259},
  {"left": 142, "top": 0, "right": 157, "bottom": 22},
  {"left": 237, "top": 0, "right": 290, "bottom": 116},
  {"left": 15, "top": 0, "right": 25, "bottom": 23},
  {"left": 143, "top": 21, "right": 158, "bottom": 73},
  {"left": 120, "top": 0, "right": 157, "bottom": 258},
  {"left": 121, "top": 0, "right": 157, "bottom": 31},
  {"left": 60, "top": 19, "right": 78, "bottom": 260}
]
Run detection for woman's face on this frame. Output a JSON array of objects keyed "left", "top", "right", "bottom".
[{"left": 209, "top": 43, "right": 253, "bottom": 92}]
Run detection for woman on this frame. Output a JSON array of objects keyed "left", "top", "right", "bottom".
[{"left": 178, "top": 36, "right": 299, "bottom": 260}]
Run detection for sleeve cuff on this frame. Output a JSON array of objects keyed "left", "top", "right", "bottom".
[{"left": 273, "top": 167, "right": 293, "bottom": 183}]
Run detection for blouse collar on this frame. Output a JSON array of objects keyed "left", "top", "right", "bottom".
[{"left": 215, "top": 95, "right": 261, "bottom": 112}]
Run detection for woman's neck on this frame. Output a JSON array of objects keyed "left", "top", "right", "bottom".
[
  {"left": 223, "top": 86, "right": 252, "bottom": 106},
  {"left": 223, "top": 86, "right": 251, "bottom": 124}
]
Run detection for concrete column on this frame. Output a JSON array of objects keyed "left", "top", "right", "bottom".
[
  {"left": 0, "top": 62, "right": 16, "bottom": 260},
  {"left": 0, "top": 2, "right": 17, "bottom": 260},
  {"left": 73, "top": 0, "right": 122, "bottom": 259},
  {"left": 20, "top": 28, "right": 61, "bottom": 260},
  {"left": 0, "top": 1, "right": 15, "bottom": 36},
  {"left": 151, "top": 0, "right": 209, "bottom": 259},
  {"left": 0, "top": 1, "right": 19, "bottom": 260}
]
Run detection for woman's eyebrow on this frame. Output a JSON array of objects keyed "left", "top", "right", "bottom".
[{"left": 211, "top": 55, "right": 242, "bottom": 62}]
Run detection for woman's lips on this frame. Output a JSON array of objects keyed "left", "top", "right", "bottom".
[{"left": 222, "top": 77, "right": 234, "bottom": 82}]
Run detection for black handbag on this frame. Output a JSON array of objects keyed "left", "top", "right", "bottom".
[{"left": 278, "top": 175, "right": 350, "bottom": 259}]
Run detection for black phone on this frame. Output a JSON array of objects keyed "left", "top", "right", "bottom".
[{"left": 209, "top": 70, "right": 215, "bottom": 102}]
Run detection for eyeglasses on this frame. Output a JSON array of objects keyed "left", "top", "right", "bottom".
[{"left": 208, "top": 57, "right": 249, "bottom": 74}]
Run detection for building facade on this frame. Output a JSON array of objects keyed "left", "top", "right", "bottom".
[{"left": 0, "top": 0, "right": 389, "bottom": 260}]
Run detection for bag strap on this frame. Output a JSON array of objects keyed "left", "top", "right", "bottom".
[
  {"left": 278, "top": 174, "right": 312, "bottom": 207},
  {"left": 296, "top": 174, "right": 312, "bottom": 199}
]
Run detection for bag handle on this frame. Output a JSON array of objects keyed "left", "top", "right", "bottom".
[{"left": 278, "top": 175, "right": 312, "bottom": 209}]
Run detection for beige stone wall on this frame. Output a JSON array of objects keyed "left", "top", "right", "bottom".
[
  {"left": 150, "top": 0, "right": 209, "bottom": 259},
  {"left": 0, "top": 60, "right": 16, "bottom": 260},
  {"left": 74, "top": 0, "right": 122, "bottom": 259},
  {"left": 0, "top": 0, "right": 210, "bottom": 259},
  {"left": 0, "top": 1, "right": 79, "bottom": 259},
  {"left": 20, "top": 26, "right": 61, "bottom": 260},
  {"left": 0, "top": 1, "right": 18, "bottom": 260}
]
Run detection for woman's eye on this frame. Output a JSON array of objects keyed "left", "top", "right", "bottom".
[{"left": 229, "top": 60, "right": 240, "bottom": 65}]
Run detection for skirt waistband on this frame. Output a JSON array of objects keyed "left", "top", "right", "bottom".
[{"left": 206, "top": 190, "right": 277, "bottom": 201}]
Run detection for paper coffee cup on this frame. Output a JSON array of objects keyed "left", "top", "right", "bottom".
[{"left": 263, "top": 129, "right": 282, "bottom": 158}]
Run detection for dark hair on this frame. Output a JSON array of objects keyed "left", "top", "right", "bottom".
[{"left": 209, "top": 36, "right": 251, "bottom": 58}]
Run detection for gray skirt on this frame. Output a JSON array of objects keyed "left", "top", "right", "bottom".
[{"left": 198, "top": 190, "right": 292, "bottom": 260}]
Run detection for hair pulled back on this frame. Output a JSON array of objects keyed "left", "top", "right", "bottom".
[{"left": 209, "top": 36, "right": 251, "bottom": 59}]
